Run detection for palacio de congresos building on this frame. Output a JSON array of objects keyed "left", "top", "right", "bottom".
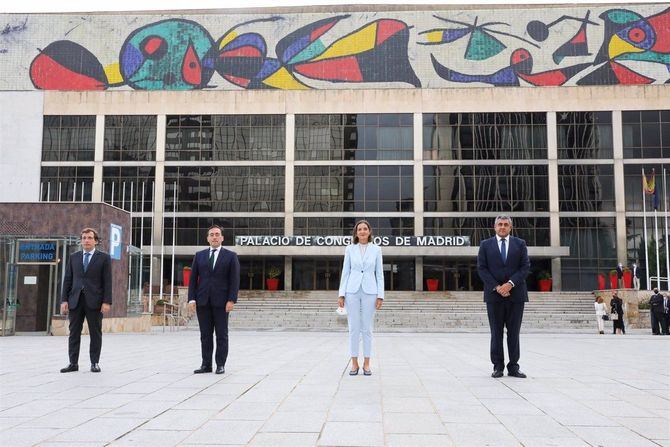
[{"left": 0, "top": 3, "right": 668, "bottom": 293}]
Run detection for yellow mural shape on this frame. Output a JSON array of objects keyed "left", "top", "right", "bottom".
[
  {"left": 425, "top": 31, "right": 443, "bottom": 43},
  {"left": 219, "top": 31, "right": 238, "bottom": 50},
  {"left": 608, "top": 34, "right": 643, "bottom": 59},
  {"left": 263, "top": 67, "right": 310, "bottom": 90},
  {"left": 312, "top": 22, "right": 377, "bottom": 61},
  {"left": 104, "top": 63, "right": 123, "bottom": 85}
]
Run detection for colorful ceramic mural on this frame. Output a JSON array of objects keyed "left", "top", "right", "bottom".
[{"left": 0, "top": 4, "right": 668, "bottom": 91}]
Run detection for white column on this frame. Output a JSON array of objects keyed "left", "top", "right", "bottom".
[
  {"left": 284, "top": 114, "right": 295, "bottom": 291},
  {"left": 413, "top": 112, "right": 424, "bottom": 290},
  {"left": 92, "top": 115, "right": 105, "bottom": 201},
  {"left": 547, "top": 111, "right": 561, "bottom": 291},
  {"left": 151, "top": 115, "right": 166, "bottom": 284},
  {"left": 612, "top": 110, "right": 627, "bottom": 264}
]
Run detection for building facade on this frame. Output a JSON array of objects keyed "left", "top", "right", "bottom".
[{"left": 1, "top": 4, "right": 669, "bottom": 293}]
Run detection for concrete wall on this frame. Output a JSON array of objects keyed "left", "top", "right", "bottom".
[
  {"left": 0, "top": 92, "right": 43, "bottom": 202},
  {"left": 1, "top": 4, "right": 668, "bottom": 91}
]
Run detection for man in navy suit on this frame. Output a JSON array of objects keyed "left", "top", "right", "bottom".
[
  {"left": 60, "top": 228, "right": 112, "bottom": 373},
  {"left": 477, "top": 215, "right": 530, "bottom": 378},
  {"left": 188, "top": 225, "right": 240, "bottom": 374}
]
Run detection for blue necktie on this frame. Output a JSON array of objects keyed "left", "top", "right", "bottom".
[
  {"left": 500, "top": 239, "right": 507, "bottom": 264},
  {"left": 83, "top": 252, "right": 91, "bottom": 272},
  {"left": 209, "top": 249, "right": 217, "bottom": 271}
]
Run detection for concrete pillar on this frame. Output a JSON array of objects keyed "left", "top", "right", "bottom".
[
  {"left": 92, "top": 115, "right": 104, "bottom": 202},
  {"left": 284, "top": 114, "right": 295, "bottom": 291},
  {"left": 151, "top": 115, "right": 166, "bottom": 285},
  {"left": 612, "top": 110, "right": 627, "bottom": 264},
  {"left": 415, "top": 256, "right": 423, "bottom": 291},
  {"left": 284, "top": 256, "right": 292, "bottom": 291},
  {"left": 414, "top": 113, "right": 424, "bottom": 291},
  {"left": 546, "top": 111, "right": 561, "bottom": 291}
]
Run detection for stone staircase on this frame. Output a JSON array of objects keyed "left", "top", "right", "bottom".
[{"left": 209, "top": 290, "right": 598, "bottom": 332}]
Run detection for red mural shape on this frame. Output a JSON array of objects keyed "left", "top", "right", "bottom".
[{"left": 29, "top": 40, "right": 108, "bottom": 90}]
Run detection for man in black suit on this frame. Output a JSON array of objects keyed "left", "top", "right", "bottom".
[
  {"left": 60, "top": 228, "right": 112, "bottom": 373},
  {"left": 477, "top": 215, "right": 530, "bottom": 379},
  {"left": 649, "top": 288, "right": 666, "bottom": 335},
  {"left": 188, "top": 225, "right": 240, "bottom": 374},
  {"left": 664, "top": 293, "right": 670, "bottom": 335},
  {"left": 616, "top": 263, "right": 624, "bottom": 288}
]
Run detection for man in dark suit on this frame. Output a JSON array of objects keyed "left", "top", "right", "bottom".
[
  {"left": 188, "top": 225, "right": 240, "bottom": 374},
  {"left": 477, "top": 215, "right": 530, "bottom": 379},
  {"left": 60, "top": 228, "right": 112, "bottom": 373},
  {"left": 616, "top": 263, "right": 624, "bottom": 288},
  {"left": 664, "top": 293, "right": 670, "bottom": 335},
  {"left": 649, "top": 288, "right": 666, "bottom": 335}
]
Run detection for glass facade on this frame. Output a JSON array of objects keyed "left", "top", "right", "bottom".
[
  {"left": 41, "top": 115, "right": 96, "bottom": 162},
  {"left": 38, "top": 109, "right": 669, "bottom": 291},
  {"left": 622, "top": 110, "right": 670, "bottom": 158},
  {"left": 166, "top": 114, "right": 285, "bottom": 161},
  {"left": 295, "top": 166, "right": 413, "bottom": 212},
  {"left": 164, "top": 166, "right": 284, "bottom": 212},
  {"left": 424, "top": 165, "right": 549, "bottom": 212},
  {"left": 557, "top": 111, "right": 613, "bottom": 159},
  {"left": 423, "top": 112, "right": 547, "bottom": 160},
  {"left": 296, "top": 114, "right": 413, "bottom": 160},
  {"left": 104, "top": 115, "right": 157, "bottom": 161}
]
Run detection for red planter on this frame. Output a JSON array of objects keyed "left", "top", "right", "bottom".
[
  {"left": 183, "top": 268, "right": 191, "bottom": 287},
  {"left": 597, "top": 273, "right": 605, "bottom": 290},
  {"left": 266, "top": 278, "right": 279, "bottom": 290},
  {"left": 426, "top": 278, "right": 439, "bottom": 291},
  {"left": 538, "top": 279, "right": 552, "bottom": 292},
  {"left": 609, "top": 274, "right": 618, "bottom": 289},
  {"left": 623, "top": 270, "right": 632, "bottom": 288}
]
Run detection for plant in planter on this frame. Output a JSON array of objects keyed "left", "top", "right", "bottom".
[
  {"left": 182, "top": 266, "right": 192, "bottom": 287},
  {"left": 537, "top": 271, "right": 552, "bottom": 292},
  {"left": 154, "top": 299, "right": 167, "bottom": 315},
  {"left": 425, "top": 275, "right": 440, "bottom": 291},
  {"left": 622, "top": 267, "right": 633, "bottom": 288},
  {"left": 266, "top": 266, "right": 281, "bottom": 290},
  {"left": 608, "top": 269, "right": 618, "bottom": 289}
]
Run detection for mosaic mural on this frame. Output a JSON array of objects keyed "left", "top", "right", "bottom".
[{"left": 0, "top": 5, "right": 668, "bottom": 91}]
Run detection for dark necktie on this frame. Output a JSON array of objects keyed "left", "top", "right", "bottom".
[
  {"left": 500, "top": 239, "right": 507, "bottom": 264},
  {"left": 209, "top": 249, "right": 217, "bottom": 270},
  {"left": 83, "top": 252, "right": 91, "bottom": 272}
]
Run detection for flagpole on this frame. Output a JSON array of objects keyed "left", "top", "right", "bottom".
[
  {"left": 159, "top": 182, "right": 166, "bottom": 306},
  {"left": 169, "top": 182, "right": 176, "bottom": 306},
  {"left": 664, "top": 168, "right": 669, "bottom": 290},
  {"left": 642, "top": 168, "right": 650, "bottom": 289},
  {"left": 654, "top": 202, "right": 660, "bottom": 290},
  {"left": 148, "top": 181, "right": 155, "bottom": 314},
  {"left": 138, "top": 182, "right": 145, "bottom": 312}
]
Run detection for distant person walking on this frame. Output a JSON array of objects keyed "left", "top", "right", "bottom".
[
  {"left": 594, "top": 296, "right": 608, "bottom": 334},
  {"left": 338, "top": 220, "right": 384, "bottom": 376},
  {"left": 60, "top": 228, "right": 112, "bottom": 373},
  {"left": 616, "top": 263, "right": 624, "bottom": 288},
  {"left": 610, "top": 293, "right": 625, "bottom": 335},
  {"left": 477, "top": 215, "right": 530, "bottom": 379}
]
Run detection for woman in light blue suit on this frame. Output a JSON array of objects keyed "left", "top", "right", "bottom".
[{"left": 338, "top": 220, "right": 384, "bottom": 376}]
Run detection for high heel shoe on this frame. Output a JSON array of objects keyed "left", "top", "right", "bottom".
[{"left": 349, "top": 367, "right": 359, "bottom": 376}]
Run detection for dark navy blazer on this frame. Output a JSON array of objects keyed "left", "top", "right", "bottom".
[
  {"left": 61, "top": 250, "right": 112, "bottom": 310},
  {"left": 477, "top": 235, "right": 530, "bottom": 303},
  {"left": 188, "top": 247, "right": 240, "bottom": 307}
]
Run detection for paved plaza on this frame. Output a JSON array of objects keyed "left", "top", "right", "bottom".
[{"left": 0, "top": 329, "right": 668, "bottom": 447}]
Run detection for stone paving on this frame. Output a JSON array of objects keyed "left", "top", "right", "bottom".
[{"left": 0, "top": 329, "right": 668, "bottom": 447}]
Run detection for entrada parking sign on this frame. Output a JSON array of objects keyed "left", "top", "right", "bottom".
[{"left": 110, "top": 224, "right": 122, "bottom": 260}]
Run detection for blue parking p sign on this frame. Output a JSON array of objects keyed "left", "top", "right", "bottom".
[{"left": 110, "top": 224, "right": 122, "bottom": 260}]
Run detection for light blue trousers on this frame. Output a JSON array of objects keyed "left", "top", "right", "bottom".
[{"left": 345, "top": 287, "right": 377, "bottom": 357}]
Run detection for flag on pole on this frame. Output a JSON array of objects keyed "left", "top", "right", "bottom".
[{"left": 643, "top": 168, "right": 656, "bottom": 194}]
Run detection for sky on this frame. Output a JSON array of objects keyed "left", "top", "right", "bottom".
[{"left": 1, "top": 0, "right": 650, "bottom": 14}]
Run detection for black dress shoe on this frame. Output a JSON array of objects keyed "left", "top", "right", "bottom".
[
  {"left": 194, "top": 365, "right": 212, "bottom": 374},
  {"left": 90, "top": 363, "right": 101, "bottom": 373},
  {"left": 215, "top": 366, "right": 225, "bottom": 375},
  {"left": 60, "top": 364, "right": 78, "bottom": 373},
  {"left": 508, "top": 370, "right": 527, "bottom": 378},
  {"left": 491, "top": 369, "right": 504, "bottom": 378}
]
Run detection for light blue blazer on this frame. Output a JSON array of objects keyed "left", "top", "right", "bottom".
[{"left": 338, "top": 243, "right": 385, "bottom": 299}]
